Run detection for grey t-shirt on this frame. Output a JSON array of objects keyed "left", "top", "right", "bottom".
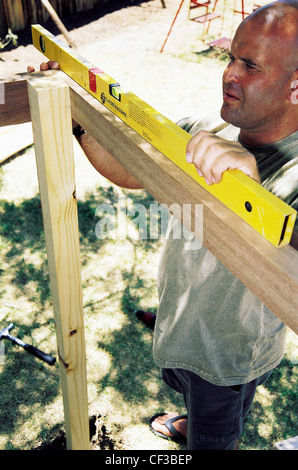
[{"left": 153, "top": 114, "right": 298, "bottom": 386}]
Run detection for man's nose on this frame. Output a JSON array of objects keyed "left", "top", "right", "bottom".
[{"left": 223, "top": 62, "right": 241, "bottom": 84}]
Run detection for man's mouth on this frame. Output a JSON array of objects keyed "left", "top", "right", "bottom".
[{"left": 223, "top": 89, "right": 241, "bottom": 102}]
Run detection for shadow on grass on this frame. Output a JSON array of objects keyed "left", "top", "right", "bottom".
[
  {"left": 0, "top": 186, "right": 119, "bottom": 306},
  {"left": 0, "top": 187, "right": 296, "bottom": 450},
  {"left": 0, "top": 185, "right": 174, "bottom": 449},
  {"left": 240, "top": 358, "right": 298, "bottom": 450},
  {"left": 0, "top": 182, "right": 162, "bottom": 311},
  {"left": 0, "top": 344, "right": 60, "bottom": 449}
]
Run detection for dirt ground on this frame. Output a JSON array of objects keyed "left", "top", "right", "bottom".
[{"left": 0, "top": 0, "right": 246, "bottom": 451}]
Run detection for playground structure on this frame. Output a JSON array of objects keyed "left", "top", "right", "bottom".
[{"left": 160, "top": 0, "right": 272, "bottom": 52}]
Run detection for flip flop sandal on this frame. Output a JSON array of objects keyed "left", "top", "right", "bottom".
[{"left": 149, "top": 413, "right": 187, "bottom": 443}]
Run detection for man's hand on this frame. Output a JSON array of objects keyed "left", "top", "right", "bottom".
[
  {"left": 186, "top": 130, "right": 260, "bottom": 185},
  {"left": 27, "top": 60, "right": 60, "bottom": 73}
]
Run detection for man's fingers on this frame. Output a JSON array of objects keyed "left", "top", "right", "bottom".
[
  {"left": 186, "top": 130, "right": 208, "bottom": 163},
  {"left": 210, "top": 151, "right": 261, "bottom": 184},
  {"left": 39, "top": 62, "right": 49, "bottom": 71},
  {"left": 186, "top": 130, "right": 212, "bottom": 180},
  {"left": 39, "top": 61, "right": 60, "bottom": 71},
  {"left": 27, "top": 61, "right": 60, "bottom": 73},
  {"left": 209, "top": 152, "right": 242, "bottom": 184},
  {"left": 189, "top": 133, "right": 227, "bottom": 184},
  {"left": 198, "top": 143, "right": 227, "bottom": 184},
  {"left": 185, "top": 130, "right": 260, "bottom": 185},
  {"left": 47, "top": 60, "right": 60, "bottom": 70}
]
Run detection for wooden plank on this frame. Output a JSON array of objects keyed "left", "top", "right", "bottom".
[
  {"left": 64, "top": 72, "right": 298, "bottom": 335},
  {"left": 27, "top": 74, "right": 90, "bottom": 450},
  {"left": 0, "top": 1, "right": 8, "bottom": 37},
  {"left": 0, "top": 123, "right": 33, "bottom": 164},
  {"left": 0, "top": 76, "right": 31, "bottom": 126},
  {"left": 3, "top": 0, "right": 25, "bottom": 31},
  {"left": 27, "top": 0, "right": 38, "bottom": 24},
  {"left": 2, "top": 71, "right": 298, "bottom": 334},
  {"left": 0, "top": 73, "right": 58, "bottom": 126}
]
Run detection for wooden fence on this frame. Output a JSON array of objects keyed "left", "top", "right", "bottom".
[{"left": 0, "top": 0, "right": 104, "bottom": 36}]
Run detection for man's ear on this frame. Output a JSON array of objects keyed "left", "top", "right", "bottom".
[{"left": 289, "top": 78, "right": 298, "bottom": 104}]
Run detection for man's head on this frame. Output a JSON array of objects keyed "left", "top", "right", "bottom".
[{"left": 220, "top": 0, "right": 298, "bottom": 145}]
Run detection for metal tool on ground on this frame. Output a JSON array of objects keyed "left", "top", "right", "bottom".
[
  {"left": 0, "top": 323, "right": 56, "bottom": 365},
  {"left": 31, "top": 25, "right": 297, "bottom": 247}
]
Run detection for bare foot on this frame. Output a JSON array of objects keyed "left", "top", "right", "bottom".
[{"left": 151, "top": 412, "right": 187, "bottom": 439}]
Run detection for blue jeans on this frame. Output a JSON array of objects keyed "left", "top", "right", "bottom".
[{"left": 161, "top": 368, "right": 272, "bottom": 450}]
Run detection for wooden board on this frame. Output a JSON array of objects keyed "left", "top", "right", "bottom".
[
  {"left": 0, "top": 76, "right": 31, "bottom": 126},
  {"left": 3, "top": 0, "right": 25, "bottom": 31},
  {"left": 27, "top": 74, "right": 90, "bottom": 450}
]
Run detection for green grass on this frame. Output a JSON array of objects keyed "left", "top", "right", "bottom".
[{"left": 0, "top": 143, "right": 297, "bottom": 451}]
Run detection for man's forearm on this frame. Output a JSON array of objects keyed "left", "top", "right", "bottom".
[{"left": 75, "top": 131, "right": 143, "bottom": 190}]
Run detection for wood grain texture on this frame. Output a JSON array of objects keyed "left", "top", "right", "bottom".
[
  {"left": 0, "top": 77, "right": 31, "bottom": 126},
  {"left": 3, "top": 0, "right": 25, "bottom": 31},
  {"left": 27, "top": 74, "right": 90, "bottom": 450}
]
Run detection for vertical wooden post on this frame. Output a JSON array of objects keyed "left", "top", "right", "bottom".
[{"left": 27, "top": 74, "right": 89, "bottom": 450}]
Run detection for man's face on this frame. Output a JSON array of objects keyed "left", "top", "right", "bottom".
[{"left": 220, "top": 18, "right": 294, "bottom": 136}]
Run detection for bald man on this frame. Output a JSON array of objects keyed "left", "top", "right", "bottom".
[
  {"left": 150, "top": 0, "right": 298, "bottom": 450},
  {"left": 31, "top": 0, "right": 298, "bottom": 450}
]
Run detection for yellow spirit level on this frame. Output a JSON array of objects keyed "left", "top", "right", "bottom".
[{"left": 32, "top": 25, "right": 297, "bottom": 247}]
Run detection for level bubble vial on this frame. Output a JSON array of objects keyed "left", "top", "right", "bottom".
[{"left": 39, "top": 35, "right": 46, "bottom": 52}]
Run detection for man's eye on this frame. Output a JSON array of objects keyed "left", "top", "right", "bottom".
[{"left": 245, "top": 63, "right": 256, "bottom": 70}]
